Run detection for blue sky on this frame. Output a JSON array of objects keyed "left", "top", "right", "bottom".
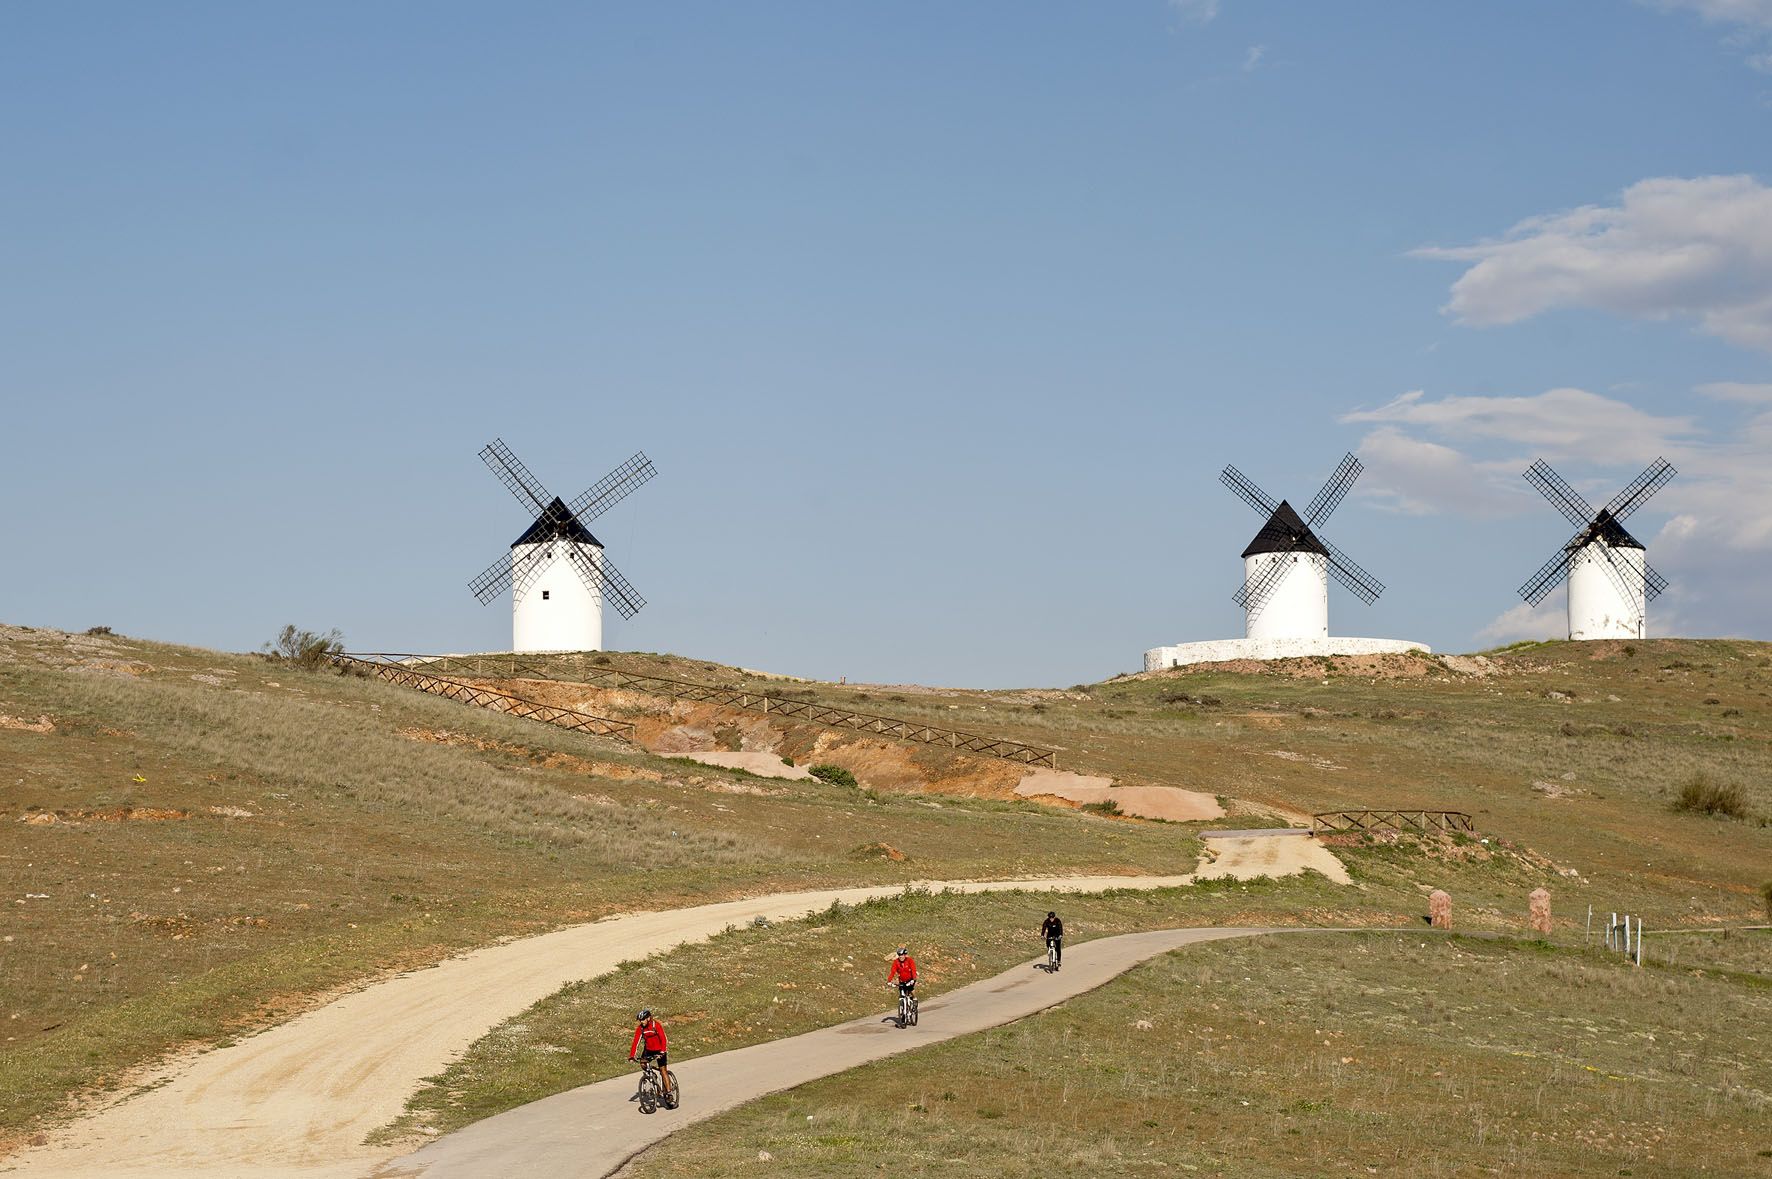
[{"left": 4, "top": 2, "right": 1770, "bottom": 685}]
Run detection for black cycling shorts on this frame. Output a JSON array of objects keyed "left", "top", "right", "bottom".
[{"left": 640, "top": 1049, "right": 669, "bottom": 1068}]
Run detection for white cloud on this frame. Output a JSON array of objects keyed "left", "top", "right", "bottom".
[
  {"left": 1242, "top": 44, "right": 1266, "bottom": 71},
  {"left": 1169, "top": 0, "right": 1220, "bottom": 23},
  {"left": 1342, "top": 386, "right": 1772, "bottom": 642},
  {"left": 1342, "top": 387, "right": 1699, "bottom": 464},
  {"left": 1696, "top": 380, "right": 1772, "bottom": 402},
  {"left": 1646, "top": 0, "right": 1772, "bottom": 29},
  {"left": 1351, "top": 425, "right": 1522, "bottom": 517},
  {"left": 1475, "top": 600, "right": 1566, "bottom": 646},
  {"left": 1414, "top": 175, "right": 1772, "bottom": 352}
]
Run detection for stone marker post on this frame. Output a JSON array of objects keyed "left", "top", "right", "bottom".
[
  {"left": 1529, "top": 887, "right": 1552, "bottom": 936},
  {"left": 1429, "top": 889, "right": 1452, "bottom": 930}
]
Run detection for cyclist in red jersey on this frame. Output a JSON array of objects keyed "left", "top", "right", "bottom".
[
  {"left": 887, "top": 945, "right": 918, "bottom": 1004},
  {"left": 628, "top": 1009, "right": 675, "bottom": 1103}
]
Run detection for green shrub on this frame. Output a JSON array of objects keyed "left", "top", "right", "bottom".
[
  {"left": 1761, "top": 881, "right": 1772, "bottom": 923},
  {"left": 1081, "top": 799, "right": 1122, "bottom": 817},
  {"left": 1670, "top": 772, "right": 1749, "bottom": 820},
  {"left": 809, "top": 764, "right": 858, "bottom": 788},
  {"left": 263, "top": 625, "right": 344, "bottom": 671}
]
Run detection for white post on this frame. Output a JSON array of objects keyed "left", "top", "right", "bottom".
[
  {"left": 1586, "top": 905, "right": 1592, "bottom": 940},
  {"left": 1609, "top": 913, "right": 1616, "bottom": 951},
  {"left": 1635, "top": 919, "right": 1644, "bottom": 967}
]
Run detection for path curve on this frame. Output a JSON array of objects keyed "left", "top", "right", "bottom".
[
  {"left": 382, "top": 926, "right": 1300, "bottom": 1179},
  {"left": 3, "top": 875, "right": 1206, "bottom": 1179}
]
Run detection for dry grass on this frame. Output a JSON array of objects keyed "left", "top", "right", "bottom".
[
  {"left": 4, "top": 626, "right": 1770, "bottom": 1155},
  {"left": 0, "top": 627, "right": 1199, "bottom": 1139},
  {"left": 625, "top": 932, "right": 1772, "bottom": 1177},
  {"left": 380, "top": 878, "right": 1366, "bottom": 1142}
]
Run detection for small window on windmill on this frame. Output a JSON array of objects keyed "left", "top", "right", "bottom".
[{"left": 541, "top": 590, "right": 550, "bottom": 600}]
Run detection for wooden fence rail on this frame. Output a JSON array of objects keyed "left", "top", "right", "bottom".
[
  {"left": 342, "top": 652, "right": 1058, "bottom": 768},
  {"left": 333, "top": 654, "right": 637, "bottom": 742},
  {"left": 1312, "top": 809, "right": 1475, "bottom": 835}
]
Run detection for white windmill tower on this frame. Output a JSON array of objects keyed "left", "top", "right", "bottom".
[
  {"left": 1220, "top": 453, "right": 1385, "bottom": 639},
  {"left": 468, "top": 439, "right": 657, "bottom": 653},
  {"left": 1142, "top": 451, "right": 1426, "bottom": 670},
  {"left": 1518, "top": 458, "right": 1674, "bottom": 640}
]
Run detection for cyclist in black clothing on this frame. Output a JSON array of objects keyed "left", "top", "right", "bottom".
[{"left": 1040, "top": 911, "right": 1064, "bottom": 970}]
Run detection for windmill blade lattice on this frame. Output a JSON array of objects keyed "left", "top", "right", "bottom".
[
  {"left": 1524, "top": 460, "right": 1596, "bottom": 528},
  {"left": 1305, "top": 453, "right": 1363, "bottom": 526},
  {"left": 1232, "top": 553, "right": 1295, "bottom": 615},
  {"left": 469, "top": 439, "right": 655, "bottom": 628},
  {"left": 1222, "top": 451, "right": 1384, "bottom": 613},
  {"left": 481, "top": 438, "right": 555, "bottom": 515},
  {"left": 469, "top": 551, "right": 517, "bottom": 605},
  {"left": 567, "top": 452, "right": 657, "bottom": 523},
  {"left": 1219, "top": 465, "right": 1279, "bottom": 517},
  {"left": 563, "top": 546, "right": 647, "bottom": 619},
  {"left": 1518, "top": 547, "right": 1572, "bottom": 606},
  {"left": 1517, "top": 458, "right": 1674, "bottom": 613},
  {"left": 1320, "top": 536, "right": 1384, "bottom": 604},
  {"left": 1604, "top": 458, "right": 1676, "bottom": 521}
]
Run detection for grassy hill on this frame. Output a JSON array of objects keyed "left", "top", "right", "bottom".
[{"left": 2, "top": 624, "right": 1768, "bottom": 1153}]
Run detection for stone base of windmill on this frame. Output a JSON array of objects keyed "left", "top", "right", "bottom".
[{"left": 1143, "top": 636, "right": 1432, "bottom": 672}]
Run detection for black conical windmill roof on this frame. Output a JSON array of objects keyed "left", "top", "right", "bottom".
[
  {"left": 1241, "top": 500, "right": 1329, "bottom": 558},
  {"left": 511, "top": 497, "right": 603, "bottom": 549},
  {"left": 1567, "top": 507, "right": 1645, "bottom": 552}
]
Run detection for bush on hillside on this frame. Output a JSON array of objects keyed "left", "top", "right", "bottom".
[
  {"left": 809, "top": 764, "right": 858, "bottom": 788},
  {"left": 1761, "top": 880, "right": 1772, "bottom": 923},
  {"left": 1081, "top": 799, "right": 1121, "bottom": 817},
  {"left": 1670, "top": 772, "right": 1748, "bottom": 820},
  {"left": 264, "top": 625, "right": 345, "bottom": 672}
]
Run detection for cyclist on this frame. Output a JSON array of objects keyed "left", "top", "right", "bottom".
[
  {"left": 887, "top": 945, "right": 918, "bottom": 1016},
  {"left": 628, "top": 1008, "right": 675, "bottom": 1104},
  {"left": 1041, "top": 911, "right": 1064, "bottom": 970}
]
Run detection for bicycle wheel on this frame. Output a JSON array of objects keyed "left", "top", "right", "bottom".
[
  {"left": 638, "top": 1072, "right": 659, "bottom": 1114},
  {"left": 664, "top": 1076, "right": 680, "bottom": 1109},
  {"left": 908, "top": 997, "right": 919, "bottom": 1027}
]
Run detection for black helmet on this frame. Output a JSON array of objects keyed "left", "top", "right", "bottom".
[
  {"left": 1047, "top": 911, "right": 1056, "bottom": 918},
  {"left": 636, "top": 1008, "right": 652, "bottom": 1021}
]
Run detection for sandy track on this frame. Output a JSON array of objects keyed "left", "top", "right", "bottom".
[
  {"left": 1013, "top": 770, "right": 1225, "bottom": 822},
  {"left": 383, "top": 926, "right": 1291, "bottom": 1179},
  {"left": 2, "top": 876, "right": 1199, "bottom": 1179}
]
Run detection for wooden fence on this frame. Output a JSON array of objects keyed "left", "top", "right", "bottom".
[
  {"left": 1311, "top": 809, "right": 1475, "bottom": 835},
  {"left": 333, "top": 654, "right": 637, "bottom": 742},
  {"left": 342, "top": 651, "right": 1058, "bottom": 768}
]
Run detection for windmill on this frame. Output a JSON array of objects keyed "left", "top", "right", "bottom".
[
  {"left": 468, "top": 439, "right": 656, "bottom": 653},
  {"left": 1518, "top": 458, "right": 1673, "bottom": 640},
  {"left": 1218, "top": 453, "right": 1385, "bottom": 641}
]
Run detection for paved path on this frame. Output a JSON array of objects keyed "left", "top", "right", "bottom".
[
  {"left": 2, "top": 875, "right": 1201, "bottom": 1179},
  {"left": 379, "top": 926, "right": 1285, "bottom": 1179}
]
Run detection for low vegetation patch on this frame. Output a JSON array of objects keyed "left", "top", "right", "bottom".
[
  {"left": 809, "top": 764, "right": 859, "bottom": 788},
  {"left": 1671, "top": 772, "right": 1750, "bottom": 819},
  {"left": 261, "top": 624, "right": 345, "bottom": 671}
]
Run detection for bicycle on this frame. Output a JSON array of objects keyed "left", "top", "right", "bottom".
[
  {"left": 895, "top": 984, "right": 919, "bottom": 1029},
  {"left": 633, "top": 1053, "right": 679, "bottom": 1114},
  {"left": 1043, "top": 936, "right": 1061, "bottom": 973}
]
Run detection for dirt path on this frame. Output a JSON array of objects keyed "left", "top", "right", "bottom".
[
  {"left": 2, "top": 877, "right": 1193, "bottom": 1179},
  {"left": 1012, "top": 770, "right": 1224, "bottom": 822},
  {"left": 4, "top": 840, "right": 1346, "bottom": 1179},
  {"left": 1196, "top": 834, "right": 1351, "bottom": 884},
  {"left": 381, "top": 927, "right": 1299, "bottom": 1179}
]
